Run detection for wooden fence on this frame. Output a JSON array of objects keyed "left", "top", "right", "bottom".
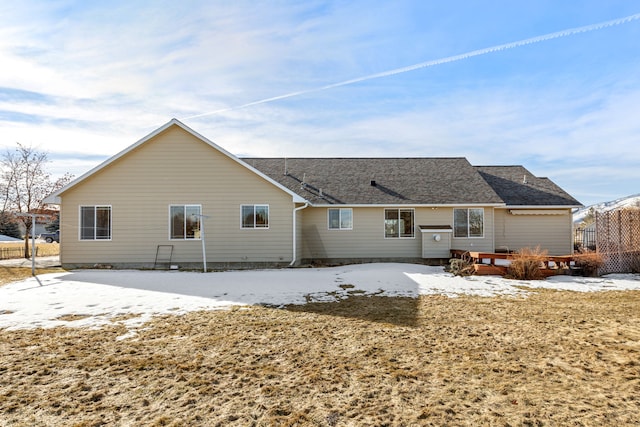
[
  {"left": 0, "top": 246, "right": 39, "bottom": 260},
  {"left": 596, "top": 208, "right": 640, "bottom": 274}
]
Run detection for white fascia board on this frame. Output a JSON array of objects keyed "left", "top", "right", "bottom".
[
  {"left": 172, "top": 120, "right": 308, "bottom": 203},
  {"left": 309, "top": 203, "right": 506, "bottom": 208},
  {"left": 497, "top": 205, "right": 582, "bottom": 210},
  {"left": 48, "top": 118, "right": 308, "bottom": 204},
  {"left": 47, "top": 119, "right": 180, "bottom": 200}
]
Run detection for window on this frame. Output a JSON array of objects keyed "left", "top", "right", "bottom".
[
  {"left": 170, "top": 205, "right": 201, "bottom": 239},
  {"left": 80, "top": 206, "right": 111, "bottom": 240},
  {"left": 454, "top": 208, "right": 484, "bottom": 238},
  {"left": 328, "top": 208, "right": 352, "bottom": 230},
  {"left": 241, "top": 204, "right": 269, "bottom": 229},
  {"left": 384, "top": 208, "right": 414, "bottom": 238}
]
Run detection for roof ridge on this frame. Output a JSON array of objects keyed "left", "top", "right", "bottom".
[
  {"left": 242, "top": 157, "right": 471, "bottom": 161},
  {"left": 474, "top": 165, "right": 525, "bottom": 168}
]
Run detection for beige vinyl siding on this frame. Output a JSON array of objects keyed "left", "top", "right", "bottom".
[
  {"left": 302, "top": 207, "right": 418, "bottom": 259},
  {"left": 421, "top": 230, "right": 452, "bottom": 258},
  {"left": 59, "top": 126, "right": 294, "bottom": 266},
  {"left": 494, "top": 208, "right": 573, "bottom": 255},
  {"left": 450, "top": 207, "right": 494, "bottom": 253},
  {"left": 292, "top": 203, "right": 306, "bottom": 265},
  {"left": 301, "top": 206, "right": 494, "bottom": 259}
]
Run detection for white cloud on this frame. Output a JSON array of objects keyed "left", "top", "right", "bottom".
[{"left": 1, "top": 1, "right": 639, "bottom": 205}]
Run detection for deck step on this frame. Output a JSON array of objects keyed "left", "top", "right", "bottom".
[{"left": 473, "top": 264, "right": 508, "bottom": 276}]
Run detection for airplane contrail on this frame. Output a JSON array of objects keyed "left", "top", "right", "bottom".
[{"left": 183, "top": 12, "right": 640, "bottom": 120}]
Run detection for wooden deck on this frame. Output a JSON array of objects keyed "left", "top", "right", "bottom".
[{"left": 450, "top": 250, "right": 575, "bottom": 276}]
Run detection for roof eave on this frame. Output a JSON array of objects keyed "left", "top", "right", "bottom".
[
  {"left": 308, "top": 203, "right": 506, "bottom": 208},
  {"left": 48, "top": 119, "right": 181, "bottom": 199},
  {"left": 49, "top": 118, "right": 308, "bottom": 204},
  {"left": 497, "top": 205, "right": 583, "bottom": 209}
]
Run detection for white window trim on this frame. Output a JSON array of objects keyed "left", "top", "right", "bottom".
[
  {"left": 240, "top": 204, "right": 270, "bottom": 229},
  {"left": 383, "top": 208, "right": 416, "bottom": 239},
  {"left": 168, "top": 204, "right": 202, "bottom": 240},
  {"left": 327, "top": 208, "right": 353, "bottom": 230},
  {"left": 78, "top": 205, "right": 112, "bottom": 241},
  {"left": 453, "top": 208, "right": 485, "bottom": 239}
]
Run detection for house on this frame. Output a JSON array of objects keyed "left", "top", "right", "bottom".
[{"left": 45, "top": 119, "right": 581, "bottom": 269}]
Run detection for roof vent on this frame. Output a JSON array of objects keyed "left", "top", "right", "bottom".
[{"left": 370, "top": 180, "right": 376, "bottom": 186}]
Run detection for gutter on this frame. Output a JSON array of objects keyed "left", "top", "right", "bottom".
[{"left": 289, "top": 203, "right": 309, "bottom": 267}]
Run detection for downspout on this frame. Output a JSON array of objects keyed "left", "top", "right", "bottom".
[
  {"left": 492, "top": 207, "right": 496, "bottom": 252},
  {"left": 289, "top": 203, "right": 309, "bottom": 267}
]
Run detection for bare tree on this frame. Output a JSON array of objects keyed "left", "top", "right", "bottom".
[{"left": 0, "top": 144, "right": 73, "bottom": 258}]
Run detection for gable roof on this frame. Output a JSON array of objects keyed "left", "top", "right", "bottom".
[
  {"left": 475, "top": 166, "right": 581, "bottom": 207},
  {"left": 243, "top": 157, "right": 505, "bottom": 205},
  {"left": 45, "top": 119, "right": 306, "bottom": 204},
  {"left": 44, "top": 119, "right": 581, "bottom": 209}
]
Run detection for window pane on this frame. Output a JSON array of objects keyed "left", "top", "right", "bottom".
[
  {"left": 255, "top": 205, "right": 269, "bottom": 227},
  {"left": 242, "top": 205, "right": 254, "bottom": 228},
  {"left": 454, "top": 209, "right": 468, "bottom": 238},
  {"left": 385, "top": 209, "right": 398, "bottom": 238},
  {"left": 328, "top": 209, "right": 340, "bottom": 229},
  {"left": 95, "top": 207, "right": 111, "bottom": 239},
  {"left": 80, "top": 206, "right": 111, "bottom": 240},
  {"left": 80, "top": 207, "right": 95, "bottom": 240},
  {"left": 469, "top": 208, "right": 484, "bottom": 237},
  {"left": 185, "top": 205, "right": 201, "bottom": 239},
  {"left": 400, "top": 209, "right": 414, "bottom": 237},
  {"left": 170, "top": 206, "right": 185, "bottom": 239},
  {"left": 170, "top": 205, "right": 201, "bottom": 239},
  {"left": 340, "top": 209, "right": 352, "bottom": 229}
]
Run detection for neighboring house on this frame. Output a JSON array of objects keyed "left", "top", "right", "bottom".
[{"left": 45, "top": 119, "right": 581, "bottom": 269}]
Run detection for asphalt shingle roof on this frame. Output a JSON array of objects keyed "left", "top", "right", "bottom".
[
  {"left": 244, "top": 157, "right": 505, "bottom": 205},
  {"left": 475, "top": 166, "right": 581, "bottom": 206}
]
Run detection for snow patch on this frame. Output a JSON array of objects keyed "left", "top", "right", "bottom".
[{"left": 1, "top": 263, "right": 639, "bottom": 334}]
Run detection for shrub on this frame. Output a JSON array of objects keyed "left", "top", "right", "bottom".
[
  {"left": 505, "top": 246, "right": 548, "bottom": 280},
  {"left": 631, "top": 254, "right": 640, "bottom": 274},
  {"left": 572, "top": 249, "right": 604, "bottom": 277},
  {"left": 448, "top": 255, "right": 475, "bottom": 277}
]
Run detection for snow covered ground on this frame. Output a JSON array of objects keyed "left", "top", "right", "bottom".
[{"left": 1, "top": 263, "right": 639, "bottom": 336}]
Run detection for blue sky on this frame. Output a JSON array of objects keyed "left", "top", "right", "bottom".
[{"left": 1, "top": 1, "right": 639, "bottom": 206}]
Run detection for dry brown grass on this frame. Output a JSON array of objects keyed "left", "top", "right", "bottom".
[
  {"left": 34, "top": 243, "right": 60, "bottom": 257},
  {"left": 2, "top": 290, "right": 640, "bottom": 426},
  {"left": 0, "top": 266, "right": 65, "bottom": 287},
  {"left": 0, "top": 241, "right": 60, "bottom": 259}
]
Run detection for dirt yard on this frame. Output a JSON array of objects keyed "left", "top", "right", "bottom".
[{"left": 1, "top": 289, "right": 639, "bottom": 426}]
